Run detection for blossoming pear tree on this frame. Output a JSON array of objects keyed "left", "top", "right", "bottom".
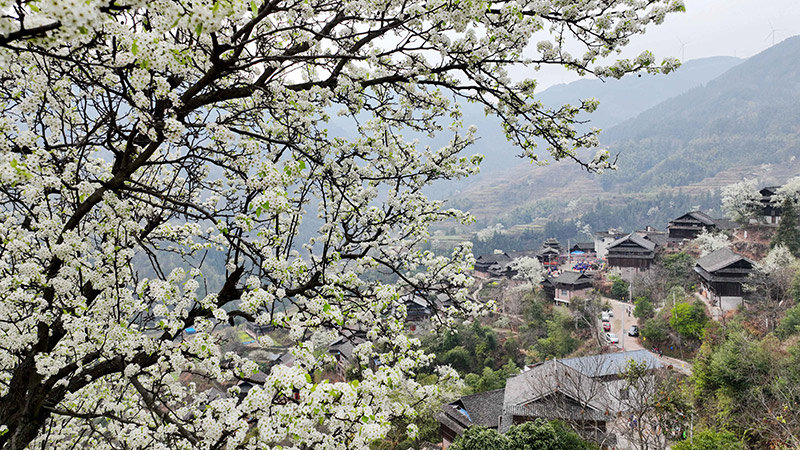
[{"left": 0, "top": 0, "right": 683, "bottom": 448}]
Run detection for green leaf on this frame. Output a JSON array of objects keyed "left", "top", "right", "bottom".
[{"left": 131, "top": 40, "right": 139, "bottom": 55}]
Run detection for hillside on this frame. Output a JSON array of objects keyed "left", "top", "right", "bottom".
[
  {"left": 600, "top": 35, "right": 800, "bottom": 192},
  {"left": 433, "top": 55, "right": 743, "bottom": 199},
  {"left": 446, "top": 37, "right": 800, "bottom": 235},
  {"left": 536, "top": 56, "right": 742, "bottom": 133}
]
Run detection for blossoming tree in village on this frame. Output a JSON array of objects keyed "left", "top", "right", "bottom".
[{"left": 0, "top": 0, "right": 683, "bottom": 448}]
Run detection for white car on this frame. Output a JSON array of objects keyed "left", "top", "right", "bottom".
[
  {"left": 605, "top": 332, "right": 620, "bottom": 344},
  {"left": 601, "top": 312, "right": 611, "bottom": 322}
]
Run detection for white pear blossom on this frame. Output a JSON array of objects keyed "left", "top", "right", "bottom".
[
  {"left": 721, "top": 178, "right": 762, "bottom": 223},
  {"left": 693, "top": 229, "right": 731, "bottom": 257},
  {"left": 0, "top": 0, "right": 682, "bottom": 448}
]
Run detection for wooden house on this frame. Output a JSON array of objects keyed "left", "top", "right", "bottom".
[
  {"left": 536, "top": 239, "right": 563, "bottom": 268},
  {"left": 606, "top": 233, "right": 658, "bottom": 270},
  {"left": 400, "top": 294, "right": 432, "bottom": 321},
  {"left": 536, "top": 246, "right": 561, "bottom": 268},
  {"left": 438, "top": 389, "right": 505, "bottom": 449},
  {"left": 569, "top": 242, "right": 595, "bottom": 254},
  {"left": 667, "top": 211, "right": 717, "bottom": 240},
  {"left": 759, "top": 186, "right": 782, "bottom": 225},
  {"left": 547, "top": 271, "right": 593, "bottom": 305},
  {"left": 474, "top": 252, "right": 513, "bottom": 278},
  {"left": 694, "top": 247, "right": 753, "bottom": 302}
]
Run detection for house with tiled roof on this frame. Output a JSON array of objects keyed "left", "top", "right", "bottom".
[
  {"left": 757, "top": 186, "right": 783, "bottom": 225},
  {"left": 544, "top": 271, "right": 593, "bottom": 305},
  {"left": 438, "top": 350, "right": 664, "bottom": 448},
  {"left": 437, "top": 389, "right": 505, "bottom": 448},
  {"left": 667, "top": 211, "right": 738, "bottom": 241},
  {"left": 695, "top": 247, "right": 754, "bottom": 304},
  {"left": 667, "top": 211, "right": 717, "bottom": 241},
  {"left": 606, "top": 233, "right": 658, "bottom": 272},
  {"left": 474, "top": 252, "right": 513, "bottom": 278}
]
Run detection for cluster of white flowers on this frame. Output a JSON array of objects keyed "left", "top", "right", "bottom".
[
  {"left": 693, "top": 229, "right": 731, "bottom": 257},
  {"left": 0, "top": 0, "right": 683, "bottom": 447}
]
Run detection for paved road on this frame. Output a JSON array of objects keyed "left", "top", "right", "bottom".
[
  {"left": 603, "top": 297, "right": 693, "bottom": 376},
  {"left": 604, "top": 297, "right": 641, "bottom": 352}
]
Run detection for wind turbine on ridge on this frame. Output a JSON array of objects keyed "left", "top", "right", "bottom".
[
  {"left": 766, "top": 20, "right": 780, "bottom": 46},
  {"left": 677, "top": 37, "right": 689, "bottom": 62}
]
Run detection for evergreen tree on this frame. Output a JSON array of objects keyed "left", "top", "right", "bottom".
[{"left": 773, "top": 200, "right": 800, "bottom": 257}]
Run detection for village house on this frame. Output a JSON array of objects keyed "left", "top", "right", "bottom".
[
  {"left": 438, "top": 388, "right": 506, "bottom": 446},
  {"left": 694, "top": 247, "right": 754, "bottom": 308},
  {"left": 667, "top": 211, "right": 738, "bottom": 241},
  {"left": 542, "top": 271, "right": 593, "bottom": 305},
  {"left": 474, "top": 252, "right": 514, "bottom": 278},
  {"left": 758, "top": 186, "right": 782, "bottom": 225},
  {"left": 437, "top": 350, "right": 664, "bottom": 449},
  {"left": 667, "top": 211, "right": 717, "bottom": 240},
  {"left": 536, "top": 238, "right": 563, "bottom": 268},
  {"left": 399, "top": 293, "right": 433, "bottom": 321},
  {"left": 593, "top": 229, "right": 627, "bottom": 259},
  {"left": 606, "top": 233, "right": 659, "bottom": 273},
  {"left": 569, "top": 242, "right": 596, "bottom": 257}
]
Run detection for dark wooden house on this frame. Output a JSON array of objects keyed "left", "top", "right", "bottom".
[
  {"left": 438, "top": 389, "right": 505, "bottom": 449},
  {"left": 400, "top": 294, "right": 432, "bottom": 321},
  {"left": 536, "top": 239, "right": 563, "bottom": 267},
  {"left": 606, "top": 233, "right": 657, "bottom": 270},
  {"left": 694, "top": 248, "right": 754, "bottom": 301},
  {"left": 759, "top": 186, "right": 782, "bottom": 225},
  {"left": 474, "top": 252, "right": 513, "bottom": 278},
  {"left": 547, "top": 271, "right": 593, "bottom": 305},
  {"left": 569, "top": 242, "right": 596, "bottom": 256},
  {"left": 536, "top": 246, "right": 560, "bottom": 268},
  {"left": 667, "top": 211, "right": 717, "bottom": 241}
]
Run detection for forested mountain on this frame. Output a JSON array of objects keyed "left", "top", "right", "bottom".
[
  {"left": 535, "top": 55, "right": 742, "bottom": 133},
  {"left": 600, "top": 35, "right": 800, "bottom": 191},
  {"left": 446, "top": 36, "right": 800, "bottom": 236}
]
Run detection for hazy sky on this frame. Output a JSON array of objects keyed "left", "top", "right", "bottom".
[{"left": 531, "top": 0, "right": 800, "bottom": 90}]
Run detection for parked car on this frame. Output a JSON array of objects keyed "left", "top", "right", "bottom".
[
  {"left": 601, "top": 312, "right": 611, "bottom": 322},
  {"left": 605, "top": 332, "right": 619, "bottom": 344},
  {"left": 628, "top": 325, "right": 640, "bottom": 337},
  {"left": 603, "top": 322, "right": 611, "bottom": 331}
]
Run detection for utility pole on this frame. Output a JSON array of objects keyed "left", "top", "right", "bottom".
[{"left": 621, "top": 302, "right": 625, "bottom": 351}]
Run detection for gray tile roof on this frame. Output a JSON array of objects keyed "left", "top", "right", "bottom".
[
  {"left": 558, "top": 349, "right": 662, "bottom": 378},
  {"left": 476, "top": 253, "right": 512, "bottom": 264},
  {"left": 684, "top": 210, "right": 716, "bottom": 225},
  {"left": 552, "top": 271, "right": 592, "bottom": 286},
  {"left": 608, "top": 233, "right": 657, "bottom": 252},
  {"left": 451, "top": 388, "right": 505, "bottom": 428},
  {"left": 506, "top": 350, "right": 662, "bottom": 407},
  {"left": 696, "top": 247, "right": 752, "bottom": 273}
]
